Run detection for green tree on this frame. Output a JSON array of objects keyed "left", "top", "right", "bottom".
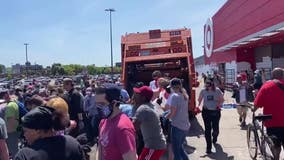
[
  {"left": 51, "top": 63, "right": 64, "bottom": 76},
  {"left": 0, "top": 64, "right": 5, "bottom": 74},
  {"left": 87, "top": 65, "right": 96, "bottom": 75},
  {"left": 62, "top": 65, "right": 74, "bottom": 75}
]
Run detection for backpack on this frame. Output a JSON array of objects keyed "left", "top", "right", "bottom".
[
  {"left": 8, "top": 101, "right": 28, "bottom": 123},
  {"left": 16, "top": 101, "right": 28, "bottom": 123}
]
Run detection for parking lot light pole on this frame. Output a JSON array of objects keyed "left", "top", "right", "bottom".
[
  {"left": 105, "top": 8, "right": 115, "bottom": 80},
  {"left": 24, "top": 43, "right": 29, "bottom": 78}
]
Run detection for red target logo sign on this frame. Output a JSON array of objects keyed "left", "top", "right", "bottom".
[{"left": 204, "top": 18, "right": 213, "bottom": 57}]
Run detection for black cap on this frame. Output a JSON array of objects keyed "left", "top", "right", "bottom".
[
  {"left": 22, "top": 106, "right": 55, "bottom": 130},
  {"left": 169, "top": 78, "right": 182, "bottom": 87},
  {"left": 105, "top": 87, "right": 121, "bottom": 103}
]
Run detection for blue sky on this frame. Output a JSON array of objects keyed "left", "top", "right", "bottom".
[{"left": 0, "top": 0, "right": 226, "bottom": 67}]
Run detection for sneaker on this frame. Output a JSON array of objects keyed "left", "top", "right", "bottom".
[{"left": 206, "top": 149, "right": 212, "bottom": 154}]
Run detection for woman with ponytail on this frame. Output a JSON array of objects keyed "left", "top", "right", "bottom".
[{"left": 166, "top": 78, "right": 190, "bottom": 160}]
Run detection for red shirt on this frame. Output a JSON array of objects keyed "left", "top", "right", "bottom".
[
  {"left": 99, "top": 113, "right": 136, "bottom": 160},
  {"left": 254, "top": 79, "right": 284, "bottom": 127},
  {"left": 240, "top": 72, "right": 247, "bottom": 81}
]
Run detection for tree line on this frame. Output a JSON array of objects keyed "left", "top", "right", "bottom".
[
  {"left": 0, "top": 63, "right": 121, "bottom": 78},
  {"left": 50, "top": 63, "right": 121, "bottom": 76}
]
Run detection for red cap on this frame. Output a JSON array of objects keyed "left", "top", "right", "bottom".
[
  {"left": 28, "top": 85, "right": 33, "bottom": 89},
  {"left": 133, "top": 86, "right": 153, "bottom": 101}
]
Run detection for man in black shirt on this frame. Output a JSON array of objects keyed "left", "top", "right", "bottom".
[{"left": 63, "top": 78, "right": 84, "bottom": 137}]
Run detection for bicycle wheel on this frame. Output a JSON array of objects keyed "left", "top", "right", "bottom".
[
  {"left": 261, "top": 136, "right": 275, "bottom": 160},
  {"left": 247, "top": 124, "right": 258, "bottom": 159}
]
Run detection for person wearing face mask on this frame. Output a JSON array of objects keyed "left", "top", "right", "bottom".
[
  {"left": 83, "top": 87, "right": 98, "bottom": 144},
  {"left": 98, "top": 87, "right": 137, "bottom": 160},
  {"left": 197, "top": 78, "right": 224, "bottom": 154}
]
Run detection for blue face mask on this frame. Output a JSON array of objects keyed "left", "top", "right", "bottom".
[{"left": 98, "top": 104, "right": 113, "bottom": 119}]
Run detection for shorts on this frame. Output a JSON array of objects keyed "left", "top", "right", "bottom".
[
  {"left": 267, "top": 127, "right": 284, "bottom": 147},
  {"left": 236, "top": 103, "right": 248, "bottom": 115},
  {"left": 138, "top": 148, "right": 166, "bottom": 160}
]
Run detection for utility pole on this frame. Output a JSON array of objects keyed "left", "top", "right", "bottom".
[
  {"left": 105, "top": 8, "right": 115, "bottom": 80},
  {"left": 24, "top": 43, "right": 29, "bottom": 78}
]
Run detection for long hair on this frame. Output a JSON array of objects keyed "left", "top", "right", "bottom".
[
  {"left": 205, "top": 78, "right": 216, "bottom": 91},
  {"left": 171, "top": 85, "right": 189, "bottom": 100},
  {"left": 46, "top": 97, "right": 70, "bottom": 130}
]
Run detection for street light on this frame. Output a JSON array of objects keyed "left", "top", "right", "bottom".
[
  {"left": 24, "top": 43, "right": 29, "bottom": 78},
  {"left": 105, "top": 8, "right": 115, "bottom": 79}
]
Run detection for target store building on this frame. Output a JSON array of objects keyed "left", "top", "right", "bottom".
[{"left": 204, "top": 0, "right": 284, "bottom": 84}]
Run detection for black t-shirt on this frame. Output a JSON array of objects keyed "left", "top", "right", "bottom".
[
  {"left": 63, "top": 89, "right": 83, "bottom": 121},
  {"left": 14, "top": 135, "right": 85, "bottom": 160}
]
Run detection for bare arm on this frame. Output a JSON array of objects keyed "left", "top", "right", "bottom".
[
  {"left": 163, "top": 103, "right": 170, "bottom": 111},
  {"left": 198, "top": 93, "right": 203, "bottom": 107},
  {"left": 6, "top": 117, "right": 17, "bottom": 133},
  {"left": 217, "top": 94, "right": 224, "bottom": 107},
  {"left": 122, "top": 150, "right": 137, "bottom": 160},
  {"left": 166, "top": 106, "right": 177, "bottom": 119},
  {"left": 0, "top": 140, "right": 9, "bottom": 160},
  {"left": 97, "top": 144, "right": 101, "bottom": 160}
]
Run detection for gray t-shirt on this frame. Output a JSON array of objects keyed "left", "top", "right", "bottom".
[
  {"left": 200, "top": 88, "right": 223, "bottom": 110},
  {"left": 170, "top": 93, "right": 190, "bottom": 131},
  {"left": 135, "top": 103, "right": 166, "bottom": 150},
  {"left": 0, "top": 117, "right": 8, "bottom": 139}
]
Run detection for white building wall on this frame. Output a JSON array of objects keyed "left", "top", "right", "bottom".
[
  {"left": 256, "top": 56, "right": 272, "bottom": 69},
  {"left": 195, "top": 64, "right": 217, "bottom": 79},
  {"left": 237, "top": 61, "right": 251, "bottom": 72},
  {"left": 273, "top": 57, "right": 284, "bottom": 68},
  {"left": 225, "top": 61, "right": 237, "bottom": 83}
]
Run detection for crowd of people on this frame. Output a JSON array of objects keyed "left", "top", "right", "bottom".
[
  {"left": 0, "top": 70, "right": 191, "bottom": 160},
  {"left": 0, "top": 67, "right": 283, "bottom": 160}
]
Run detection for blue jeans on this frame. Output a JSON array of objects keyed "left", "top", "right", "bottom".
[{"left": 171, "top": 126, "right": 189, "bottom": 160}]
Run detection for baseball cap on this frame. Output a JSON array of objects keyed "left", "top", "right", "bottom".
[
  {"left": 133, "top": 86, "right": 153, "bottom": 101},
  {"left": 63, "top": 78, "right": 73, "bottom": 83},
  {"left": 168, "top": 78, "right": 182, "bottom": 88},
  {"left": 254, "top": 70, "right": 260, "bottom": 74},
  {"left": 27, "top": 85, "right": 34, "bottom": 90}
]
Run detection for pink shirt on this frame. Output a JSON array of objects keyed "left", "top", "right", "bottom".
[{"left": 99, "top": 113, "right": 136, "bottom": 160}]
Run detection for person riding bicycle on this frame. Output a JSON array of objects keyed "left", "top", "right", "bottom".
[{"left": 254, "top": 67, "right": 284, "bottom": 160}]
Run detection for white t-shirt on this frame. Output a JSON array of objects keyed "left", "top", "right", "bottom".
[{"left": 149, "top": 80, "right": 158, "bottom": 90}]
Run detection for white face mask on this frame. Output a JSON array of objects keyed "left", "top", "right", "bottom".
[{"left": 86, "top": 91, "right": 92, "bottom": 96}]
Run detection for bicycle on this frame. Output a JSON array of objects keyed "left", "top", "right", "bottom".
[{"left": 244, "top": 103, "right": 275, "bottom": 160}]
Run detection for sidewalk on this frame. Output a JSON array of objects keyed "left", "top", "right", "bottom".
[{"left": 186, "top": 109, "right": 249, "bottom": 160}]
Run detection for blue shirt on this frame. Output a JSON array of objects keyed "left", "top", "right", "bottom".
[{"left": 84, "top": 94, "right": 98, "bottom": 116}]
